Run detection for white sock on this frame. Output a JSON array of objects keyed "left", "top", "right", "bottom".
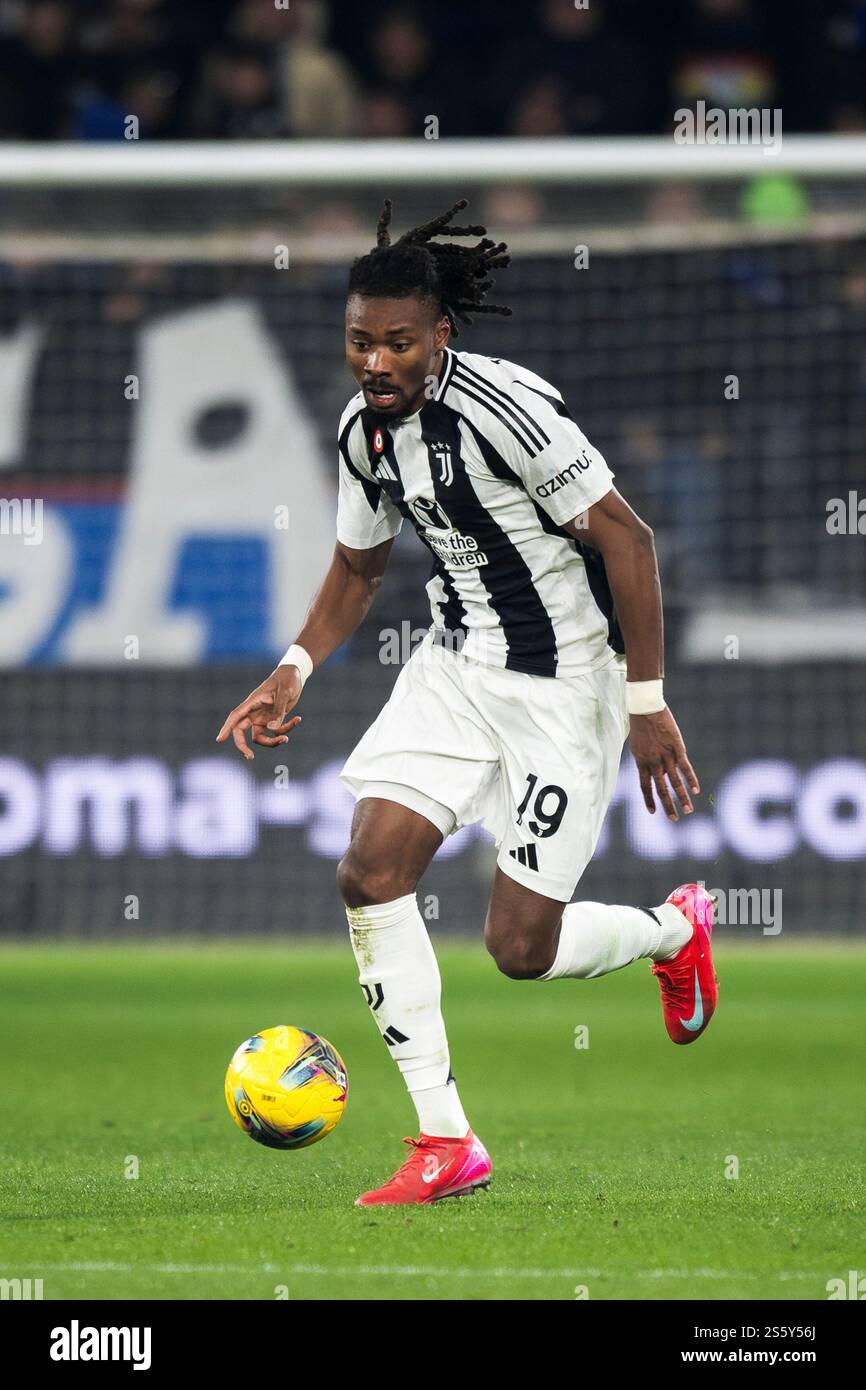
[
  {"left": 653, "top": 902, "right": 697, "bottom": 960},
  {"left": 537, "top": 900, "right": 692, "bottom": 980},
  {"left": 345, "top": 892, "right": 470, "bottom": 1139}
]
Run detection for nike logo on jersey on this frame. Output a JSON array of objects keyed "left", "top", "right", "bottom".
[{"left": 679, "top": 969, "right": 704, "bottom": 1031}]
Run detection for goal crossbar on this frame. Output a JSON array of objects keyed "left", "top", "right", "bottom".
[{"left": 0, "top": 136, "right": 864, "bottom": 187}]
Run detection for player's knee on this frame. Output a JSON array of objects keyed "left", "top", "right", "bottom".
[
  {"left": 336, "top": 850, "right": 419, "bottom": 909},
  {"left": 484, "top": 921, "right": 554, "bottom": 980}
]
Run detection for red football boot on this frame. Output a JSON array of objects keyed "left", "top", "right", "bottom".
[
  {"left": 651, "top": 883, "right": 719, "bottom": 1044},
  {"left": 354, "top": 1130, "right": 492, "bottom": 1207}
]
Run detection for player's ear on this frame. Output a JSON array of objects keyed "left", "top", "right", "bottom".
[{"left": 434, "top": 312, "right": 451, "bottom": 349}]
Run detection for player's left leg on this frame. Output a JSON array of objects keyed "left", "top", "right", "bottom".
[
  {"left": 483, "top": 866, "right": 680, "bottom": 979},
  {"left": 478, "top": 658, "right": 718, "bottom": 1044},
  {"left": 484, "top": 869, "right": 718, "bottom": 1044}
]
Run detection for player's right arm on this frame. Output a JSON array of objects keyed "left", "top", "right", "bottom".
[
  {"left": 216, "top": 537, "right": 395, "bottom": 761},
  {"left": 218, "top": 408, "right": 403, "bottom": 760}
]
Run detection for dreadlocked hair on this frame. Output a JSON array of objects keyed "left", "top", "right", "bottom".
[{"left": 347, "top": 197, "right": 512, "bottom": 338}]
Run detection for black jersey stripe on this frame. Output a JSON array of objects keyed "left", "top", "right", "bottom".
[
  {"left": 338, "top": 411, "right": 379, "bottom": 513},
  {"left": 453, "top": 361, "right": 550, "bottom": 450},
  {"left": 374, "top": 419, "right": 469, "bottom": 641},
  {"left": 455, "top": 360, "right": 551, "bottom": 446},
  {"left": 449, "top": 375, "right": 541, "bottom": 459},
  {"left": 427, "top": 554, "right": 471, "bottom": 638},
  {"left": 438, "top": 346, "right": 459, "bottom": 398},
  {"left": 462, "top": 421, "right": 524, "bottom": 488},
  {"left": 512, "top": 379, "right": 575, "bottom": 422},
  {"left": 452, "top": 368, "right": 546, "bottom": 454},
  {"left": 359, "top": 406, "right": 403, "bottom": 481},
  {"left": 582, "top": 549, "right": 625, "bottom": 655},
  {"left": 422, "top": 401, "right": 559, "bottom": 677},
  {"left": 463, "top": 414, "right": 624, "bottom": 656},
  {"left": 531, "top": 496, "right": 625, "bottom": 655}
]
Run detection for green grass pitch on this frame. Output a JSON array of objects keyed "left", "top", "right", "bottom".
[{"left": 1, "top": 940, "right": 863, "bottom": 1302}]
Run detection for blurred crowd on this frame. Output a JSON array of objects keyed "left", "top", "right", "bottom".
[{"left": 0, "top": 0, "right": 865, "bottom": 143}]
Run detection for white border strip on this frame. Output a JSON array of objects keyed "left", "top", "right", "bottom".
[
  {"left": 36, "top": 1260, "right": 822, "bottom": 1281},
  {"left": 0, "top": 136, "right": 865, "bottom": 186}
]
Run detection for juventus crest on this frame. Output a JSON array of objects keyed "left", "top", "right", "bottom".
[{"left": 430, "top": 440, "right": 453, "bottom": 485}]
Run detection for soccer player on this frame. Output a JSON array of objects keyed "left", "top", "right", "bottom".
[{"left": 217, "top": 198, "right": 718, "bottom": 1206}]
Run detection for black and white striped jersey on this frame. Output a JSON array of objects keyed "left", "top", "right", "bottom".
[{"left": 336, "top": 345, "right": 624, "bottom": 678}]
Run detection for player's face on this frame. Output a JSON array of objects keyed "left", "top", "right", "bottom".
[{"left": 345, "top": 294, "right": 450, "bottom": 418}]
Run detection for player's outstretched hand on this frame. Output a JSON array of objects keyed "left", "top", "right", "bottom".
[
  {"left": 216, "top": 668, "right": 303, "bottom": 762},
  {"left": 628, "top": 706, "right": 699, "bottom": 821}
]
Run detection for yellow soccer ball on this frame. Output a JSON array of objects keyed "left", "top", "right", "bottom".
[{"left": 224, "top": 1025, "right": 348, "bottom": 1150}]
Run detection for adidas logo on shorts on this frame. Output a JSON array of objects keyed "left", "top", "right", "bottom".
[{"left": 509, "top": 844, "right": 539, "bottom": 871}]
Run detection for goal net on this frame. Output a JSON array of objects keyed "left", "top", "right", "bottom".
[{"left": 1, "top": 138, "right": 864, "bottom": 937}]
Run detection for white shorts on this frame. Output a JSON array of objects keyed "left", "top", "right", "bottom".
[{"left": 340, "top": 632, "right": 629, "bottom": 902}]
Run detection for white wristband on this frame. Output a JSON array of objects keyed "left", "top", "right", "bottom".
[
  {"left": 278, "top": 643, "right": 314, "bottom": 689},
  {"left": 626, "top": 679, "right": 665, "bottom": 715}
]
